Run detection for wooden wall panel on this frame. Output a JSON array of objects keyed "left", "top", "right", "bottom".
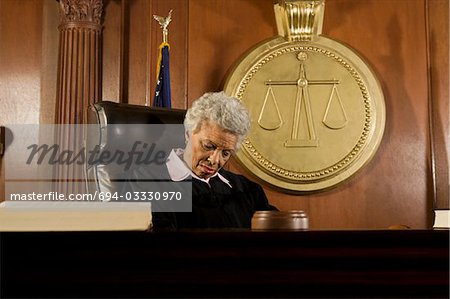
[
  {"left": 102, "top": 0, "right": 122, "bottom": 103},
  {"left": 0, "top": 0, "right": 447, "bottom": 228},
  {"left": 40, "top": 0, "right": 59, "bottom": 124},
  {"left": 319, "top": 0, "right": 430, "bottom": 228},
  {"left": 0, "top": 0, "right": 43, "bottom": 125},
  {"left": 427, "top": 0, "right": 449, "bottom": 210},
  {"left": 126, "top": 0, "right": 151, "bottom": 104},
  {"left": 0, "top": 0, "right": 44, "bottom": 202},
  {"left": 187, "top": 0, "right": 277, "bottom": 104},
  {"left": 189, "top": 0, "right": 431, "bottom": 229}
]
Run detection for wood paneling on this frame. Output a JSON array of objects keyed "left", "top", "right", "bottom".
[
  {"left": 197, "top": 0, "right": 432, "bottom": 229},
  {"left": 40, "top": 0, "right": 59, "bottom": 124},
  {"left": 427, "top": 0, "right": 449, "bottom": 210},
  {"left": 187, "top": 0, "right": 277, "bottom": 104},
  {"left": 126, "top": 0, "right": 150, "bottom": 104},
  {"left": 102, "top": 0, "right": 122, "bottom": 103},
  {"left": 0, "top": 0, "right": 43, "bottom": 125},
  {"left": 0, "top": 0, "right": 447, "bottom": 228},
  {"left": 315, "top": 0, "right": 430, "bottom": 228},
  {"left": 0, "top": 0, "right": 44, "bottom": 202}
]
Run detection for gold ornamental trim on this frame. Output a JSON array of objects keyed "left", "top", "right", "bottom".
[{"left": 274, "top": 0, "right": 325, "bottom": 41}]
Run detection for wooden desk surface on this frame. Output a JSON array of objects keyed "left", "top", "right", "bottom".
[{"left": 1, "top": 229, "right": 449, "bottom": 298}]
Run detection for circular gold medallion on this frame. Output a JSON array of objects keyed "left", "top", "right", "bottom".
[{"left": 224, "top": 35, "right": 385, "bottom": 192}]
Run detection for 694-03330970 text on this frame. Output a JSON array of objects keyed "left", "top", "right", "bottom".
[{"left": 97, "top": 191, "right": 182, "bottom": 201}]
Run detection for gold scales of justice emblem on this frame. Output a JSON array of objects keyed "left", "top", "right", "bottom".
[{"left": 224, "top": 0, "right": 386, "bottom": 192}]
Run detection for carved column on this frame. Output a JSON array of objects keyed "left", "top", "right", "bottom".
[
  {"left": 54, "top": 0, "right": 103, "bottom": 196},
  {"left": 55, "top": 0, "right": 103, "bottom": 124}
]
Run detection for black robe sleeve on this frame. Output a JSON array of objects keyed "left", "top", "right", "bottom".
[
  {"left": 123, "top": 166, "right": 277, "bottom": 229},
  {"left": 121, "top": 165, "right": 179, "bottom": 230}
]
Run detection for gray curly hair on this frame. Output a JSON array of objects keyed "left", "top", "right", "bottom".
[{"left": 184, "top": 91, "right": 251, "bottom": 146}]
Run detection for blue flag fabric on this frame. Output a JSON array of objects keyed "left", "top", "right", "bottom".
[{"left": 153, "top": 43, "right": 171, "bottom": 108}]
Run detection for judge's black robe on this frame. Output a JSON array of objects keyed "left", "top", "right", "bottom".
[{"left": 124, "top": 164, "right": 276, "bottom": 229}]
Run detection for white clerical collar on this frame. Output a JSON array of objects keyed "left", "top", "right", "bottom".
[{"left": 166, "top": 148, "right": 232, "bottom": 188}]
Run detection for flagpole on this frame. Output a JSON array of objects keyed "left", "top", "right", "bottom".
[{"left": 152, "top": 10, "right": 173, "bottom": 108}]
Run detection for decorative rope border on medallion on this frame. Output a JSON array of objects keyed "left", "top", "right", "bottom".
[{"left": 236, "top": 44, "right": 372, "bottom": 182}]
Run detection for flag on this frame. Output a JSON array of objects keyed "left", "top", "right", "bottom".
[{"left": 153, "top": 42, "right": 171, "bottom": 108}]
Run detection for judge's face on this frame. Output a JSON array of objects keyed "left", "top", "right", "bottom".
[{"left": 183, "top": 121, "right": 238, "bottom": 179}]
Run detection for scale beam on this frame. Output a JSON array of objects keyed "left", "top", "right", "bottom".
[{"left": 265, "top": 80, "right": 340, "bottom": 85}]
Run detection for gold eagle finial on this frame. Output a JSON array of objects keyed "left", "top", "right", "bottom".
[{"left": 153, "top": 10, "right": 173, "bottom": 43}]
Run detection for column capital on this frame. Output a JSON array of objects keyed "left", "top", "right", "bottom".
[{"left": 58, "top": 0, "right": 103, "bottom": 27}]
